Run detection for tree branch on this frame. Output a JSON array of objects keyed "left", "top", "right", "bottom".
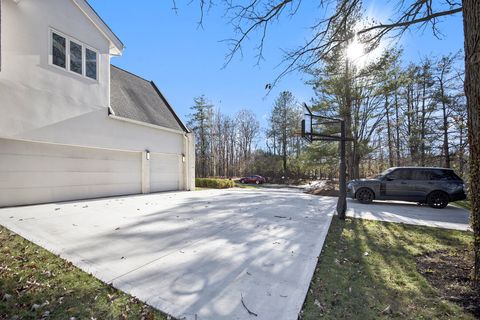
[{"left": 358, "top": 7, "right": 463, "bottom": 36}]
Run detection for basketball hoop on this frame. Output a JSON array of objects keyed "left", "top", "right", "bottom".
[{"left": 301, "top": 103, "right": 353, "bottom": 219}]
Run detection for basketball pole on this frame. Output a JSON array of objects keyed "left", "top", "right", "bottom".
[
  {"left": 301, "top": 104, "right": 348, "bottom": 219},
  {"left": 336, "top": 120, "right": 347, "bottom": 219}
]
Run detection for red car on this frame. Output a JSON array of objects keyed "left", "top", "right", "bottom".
[{"left": 239, "top": 175, "right": 266, "bottom": 184}]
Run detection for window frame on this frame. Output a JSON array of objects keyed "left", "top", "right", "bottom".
[
  {"left": 69, "top": 39, "right": 83, "bottom": 75},
  {"left": 48, "top": 28, "right": 99, "bottom": 82},
  {"left": 51, "top": 32, "right": 67, "bottom": 69},
  {"left": 84, "top": 46, "right": 98, "bottom": 80}
]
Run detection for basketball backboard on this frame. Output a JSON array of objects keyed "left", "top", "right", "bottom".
[{"left": 301, "top": 105, "right": 342, "bottom": 142}]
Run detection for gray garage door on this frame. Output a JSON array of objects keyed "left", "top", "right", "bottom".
[{"left": 0, "top": 138, "right": 142, "bottom": 207}]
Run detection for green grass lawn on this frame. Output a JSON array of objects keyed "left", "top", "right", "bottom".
[
  {"left": 301, "top": 216, "right": 475, "bottom": 319},
  {"left": 453, "top": 199, "right": 472, "bottom": 211},
  {"left": 1, "top": 215, "right": 475, "bottom": 319},
  {"left": 0, "top": 226, "right": 167, "bottom": 320}
]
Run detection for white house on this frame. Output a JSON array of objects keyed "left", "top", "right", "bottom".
[{"left": 0, "top": 0, "right": 195, "bottom": 207}]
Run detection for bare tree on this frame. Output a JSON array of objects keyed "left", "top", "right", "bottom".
[
  {"left": 236, "top": 109, "right": 260, "bottom": 172},
  {"left": 433, "top": 52, "right": 463, "bottom": 168},
  {"left": 181, "top": 0, "right": 478, "bottom": 286}
]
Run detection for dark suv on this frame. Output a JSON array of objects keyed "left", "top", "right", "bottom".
[{"left": 347, "top": 167, "right": 466, "bottom": 209}]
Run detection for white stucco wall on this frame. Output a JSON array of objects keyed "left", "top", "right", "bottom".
[
  {"left": 0, "top": 0, "right": 195, "bottom": 193},
  {"left": 0, "top": 0, "right": 110, "bottom": 137},
  {"left": 0, "top": 0, "right": 187, "bottom": 155}
]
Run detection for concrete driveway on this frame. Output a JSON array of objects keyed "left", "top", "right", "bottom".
[
  {"left": 346, "top": 198, "right": 470, "bottom": 231},
  {"left": 0, "top": 188, "right": 336, "bottom": 320}
]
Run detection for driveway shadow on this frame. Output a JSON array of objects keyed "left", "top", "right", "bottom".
[{"left": 0, "top": 188, "right": 336, "bottom": 320}]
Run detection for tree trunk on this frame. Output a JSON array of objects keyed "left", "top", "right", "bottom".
[
  {"left": 344, "top": 59, "right": 354, "bottom": 179},
  {"left": 385, "top": 96, "right": 394, "bottom": 167},
  {"left": 394, "top": 90, "right": 401, "bottom": 166},
  {"left": 406, "top": 85, "right": 416, "bottom": 164},
  {"left": 459, "top": 122, "right": 465, "bottom": 176},
  {"left": 440, "top": 79, "right": 451, "bottom": 168},
  {"left": 462, "top": 0, "right": 480, "bottom": 287},
  {"left": 420, "top": 75, "right": 427, "bottom": 167}
]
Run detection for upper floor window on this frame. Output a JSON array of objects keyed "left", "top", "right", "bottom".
[
  {"left": 50, "top": 29, "right": 98, "bottom": 80},
  {"left": 85, "top": 48, "right": 97, "bottom": 80},
  {"left": 69, "top": 41, "right": 83, "bottom": 75},
  {"left": 52, "top": 33, "right": 66, "bottom": 68}
]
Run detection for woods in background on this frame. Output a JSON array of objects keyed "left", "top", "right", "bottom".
[
  {"left": 188, "top": 50, "right": 468, "bottom": 184},
  {"left": 187, "top": 95, "right": 260, "bottom": 178},
  {"left": 309, "top": 48, "right": 467, "bottom": 182}
]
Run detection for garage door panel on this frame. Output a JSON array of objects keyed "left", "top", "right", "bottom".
[
  {"left": 0, "top": 139, "right": 135, "bottom": 160},
  {"left": 150, "top": 153, "right": 182, "bottom": 192},
  {"left": 151, "top": 178, "right": 179, "bottom": 191},
  {"left": 0, "top": 183, "right": 141, "bottom": 206},
  {"left": 0, "top": 139, "right": 142, "bottom": 207},
  {"left": 0, "top": 154, "right": 139, "bottom": 173},
  {"left": 0, "top": 171, "right": 141, "bottom": 189}
]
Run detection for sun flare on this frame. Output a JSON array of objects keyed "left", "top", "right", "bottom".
[{"left": 346, "top": 39, "right": 365, "bottom": 63}]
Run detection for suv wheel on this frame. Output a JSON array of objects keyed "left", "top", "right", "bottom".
[
  {"left": 427, "top": 191, "right": 449, "bottom": 209},
  {"left": 356, "top": 188, "right": 374, "bottom": 204},
  {"left": 255, "top": 180, "right": 260, "bottom": 185}
]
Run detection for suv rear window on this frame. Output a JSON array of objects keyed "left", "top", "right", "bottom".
[
  {"left": 388, "top": 168, "right": 462, "bottom": 181},
  {"left": 428, "top": 169, "right": 461, "bottom": 181}
]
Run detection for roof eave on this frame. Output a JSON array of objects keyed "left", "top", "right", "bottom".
[{"left": 72, "top": 0, "right": 124, "bottom": 56}]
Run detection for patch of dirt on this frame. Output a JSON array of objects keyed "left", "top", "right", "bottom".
[
  {"left": 416, "top": 249, "right": 480, "bottom": 318},
  {"left": 306, "top": 180, "right": 339, "bottom": 197}
]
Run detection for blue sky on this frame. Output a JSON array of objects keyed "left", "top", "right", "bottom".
[{"left": 88, "top": 0, "right": 464, "bottom": 131}]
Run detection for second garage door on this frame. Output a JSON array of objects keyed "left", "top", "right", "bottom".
[{"left": 150, "top": 153, "right": 183, "bottom": 192}]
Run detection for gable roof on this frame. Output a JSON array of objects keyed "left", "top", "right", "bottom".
[
  {"left": 110, "top": 65, "right": 189, "bottom": 133},
  {"left": 73, "top": 0, "right": 124, "bottom": 55}
]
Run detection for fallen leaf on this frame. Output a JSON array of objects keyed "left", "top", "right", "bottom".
[
  {"left": 314, "top": 299, "right": 324, "bottom": 311},
  {"left": 67, "top": 307, "right": 77, "bottom": 314},
  {"left": 381, "top": 305, "right": 391, "bottom": 314}
]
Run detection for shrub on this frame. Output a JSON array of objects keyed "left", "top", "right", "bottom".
[{"left": 195, "top": 178, "right": 235, "bottom": 189}]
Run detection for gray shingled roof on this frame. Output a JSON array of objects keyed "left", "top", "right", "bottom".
[{"left": 110, "top": 65, "right": 188, "bottom": 132}]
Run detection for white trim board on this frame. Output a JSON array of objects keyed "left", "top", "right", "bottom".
[
  {"left": 71, "top": 0, "right": 124, "bottom": 56},
  {"left": 108, "top": 114, "right": 187, "bottom": 135}
]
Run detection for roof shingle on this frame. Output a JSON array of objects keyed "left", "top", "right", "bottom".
[{"left": 110, "top": 65, "right": 188, "bottom": 132}]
